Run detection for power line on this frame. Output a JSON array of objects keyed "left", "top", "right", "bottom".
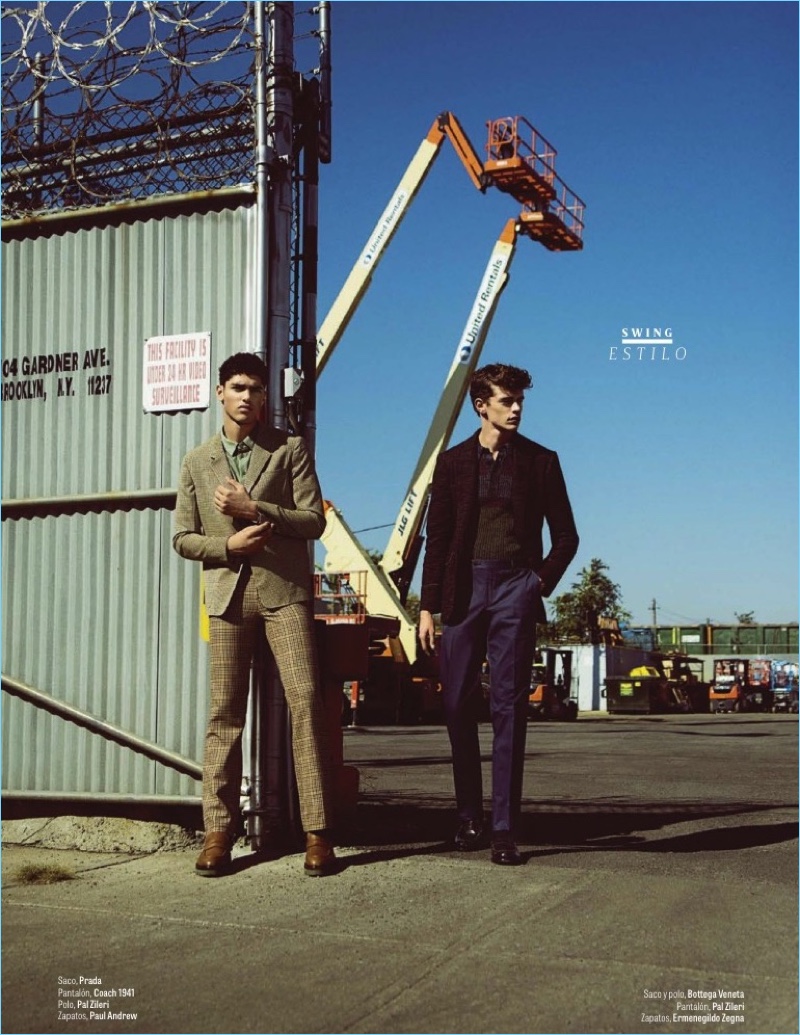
[{"left": 658, "top": 606, "right": 711, "bottom": 624}]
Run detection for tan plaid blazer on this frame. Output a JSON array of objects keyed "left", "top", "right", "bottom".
[{"left": 173, "top": 426, "right": 325, "bottom": 615}]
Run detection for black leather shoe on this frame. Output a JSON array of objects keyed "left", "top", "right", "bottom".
[
  {"left": 490, "top": 834, "right": 522, "bottom": 866},
  {"left": 454, "top": 818, "right": 485, "bottom": 851}
]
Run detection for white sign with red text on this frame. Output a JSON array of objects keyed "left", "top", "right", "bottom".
[{"left": 143, "top": 332, "right": 211, "bottom": 413}]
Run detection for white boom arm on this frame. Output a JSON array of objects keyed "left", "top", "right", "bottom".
[
  {"left": 316, "top": 114, "right": 485, "bottom": 377},
  {"left": 379, "top": 218, "right": 519, "bottom": 589},
  {"left": 320, "top": 502, "right": 418, "bottom": 665},
  {"left": 321, "top": 221, "right": 518, "bottom": 667},
  {"left": 316, "top": 125, "right": 445, "bottom": 377}
]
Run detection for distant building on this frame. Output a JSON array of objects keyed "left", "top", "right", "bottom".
[{"left": 624, "top": 623, "right": 798, "bottom": 659}]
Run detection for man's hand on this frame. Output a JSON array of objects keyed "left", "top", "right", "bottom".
[
  {"left": 227, "top": 522, "right": 274, "bottom": 556},
  {"left": 214, "top": 477, "right": 258, "bottom": 521},
  {"left": 418, "top": 609, "right": 437, "bottom": 655}
]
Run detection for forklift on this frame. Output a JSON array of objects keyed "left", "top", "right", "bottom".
[
  {"left": 528, "top": 648, "right": 578, "bottom": 721},
  {"left": 709, "top": 658, "right": 774, "bottom": 714},
  {"left": 654, "top": 652, "right": 711, "bottom": 713}
]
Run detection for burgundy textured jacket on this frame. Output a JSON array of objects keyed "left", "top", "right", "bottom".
[{"left": 420, "top": 431, "right": 579, "bottom": 626}]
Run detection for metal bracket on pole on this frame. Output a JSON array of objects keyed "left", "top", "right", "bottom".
[{"left": 283, "top": 366, "right": 304, "bottom": 398}]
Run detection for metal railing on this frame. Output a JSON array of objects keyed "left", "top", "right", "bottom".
[
  {"left": 2, "top": 674, "right": 202, "bottom": 781},
  {"left": 2, "top": 488, "right": 177, "bottom": 520}
]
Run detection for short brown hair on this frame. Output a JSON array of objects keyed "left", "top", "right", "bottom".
[
  {"left": 469, "top": 363, "right": 533, "bottom": 412},
  {"left": 218, "top": 352, "right": 268, "bottom": 387}
]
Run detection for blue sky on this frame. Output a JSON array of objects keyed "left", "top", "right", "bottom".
[{"left": 310, "top": 0, "right": 798, "bottom": 627}]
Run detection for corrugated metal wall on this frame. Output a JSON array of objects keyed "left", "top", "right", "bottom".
[{"left": 2, "top": 203, "right": 258, "bottom": 796}]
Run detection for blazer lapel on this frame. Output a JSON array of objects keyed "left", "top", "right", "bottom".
[
  {"left": 207, "top": 434, "right": 233, "bottom": 490},
  {"left": 243, "top": 425, "right": 285, "bottom": 493},
  {"left": 512, "top": 438, "right": 537, "bottom": 505},
  {"left": 455, "top": 433, "right": 479, "bottom": 511},
  {"left": 243, "top": 440, "right": 272, "bottom": 493},
  {"left": 511, "top": 438, "right": 543, "bottom": 545}
]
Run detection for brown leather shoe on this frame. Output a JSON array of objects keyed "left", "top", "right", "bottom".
[
  {"left": 195, "top": 832, "right": 232, "bottom": 877},
  {"left": 304, "top": 831, "right": 337, "bottom": 876}
]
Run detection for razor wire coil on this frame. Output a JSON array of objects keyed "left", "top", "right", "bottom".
[{"left": 0, "top": 2, "right": 287, "bottom": 219}]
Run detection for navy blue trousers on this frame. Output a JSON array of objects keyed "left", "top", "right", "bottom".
[{"left": 440, "top": 560, "right": 541, "bottom": 833}]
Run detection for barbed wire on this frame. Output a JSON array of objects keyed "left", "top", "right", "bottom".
[{"left": 1, "top": 1, "right": 261, "bottom": 219}]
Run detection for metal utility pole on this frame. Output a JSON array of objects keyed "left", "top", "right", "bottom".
[
  {"left": 253, "top": 3, "right": 270, "bottom": 371},
  {"left": 317, "top": 1, "right": 332, "bottom": 164},
  {"left": 247, "top": 1, "right": 297, "bottom": 853},
  {"left": 247, "top": 1, "right": 332, "bottom": 852},
  {"left": 298, "top": 77, "right": 321, "bottom": 456},
  {"left": 266, "top": 1, "right": 296, "bottom": 431}
]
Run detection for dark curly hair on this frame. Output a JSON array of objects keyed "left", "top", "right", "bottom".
[
  {"left": 469, "top": 363, "right": 533, "bottom": 412},
  {"left": 218, "top": 352, "right": 268, "bottom": 387}
]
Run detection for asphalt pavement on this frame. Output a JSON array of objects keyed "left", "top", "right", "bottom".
[{"left": 2, "top": 713, "right": 798, "bottom": 1035}]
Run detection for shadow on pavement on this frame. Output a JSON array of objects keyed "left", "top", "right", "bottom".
[{"left": 333, "top": 798, "right": 797, "bottom": 869}]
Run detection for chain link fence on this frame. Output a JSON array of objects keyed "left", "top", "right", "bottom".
[{"left": 2, "top": 1, "right": 260, "bottom": 219}]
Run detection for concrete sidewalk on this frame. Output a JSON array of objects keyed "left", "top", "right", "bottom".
[{"left": 2, "top": 716, "right": 798, "bottom": 1035}]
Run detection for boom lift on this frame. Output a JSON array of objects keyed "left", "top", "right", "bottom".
[
  {"left": 316, "top": 112, "right": 584, "bottom": 377},
  {"left": 316, "top": 112, "right": 485, "bottom": 377},
  {"left": 315, "top": 113, "right": 585, "bottom": 722},
  {"left": 321, "top": 217, "right": 518, "bottom": 669},
  {"left": 485, "top": 115, "right": 585, "bottom": 251},
  {"left": 378, "top": 217, "right": 518, "bottom": 601}
]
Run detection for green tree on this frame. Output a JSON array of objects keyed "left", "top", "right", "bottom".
[
  {"left": 404, "top": 591, "right": 421, "bottom": 623},
  {"left": 548, "top": 558, "right": 631, "bottom": 644}
]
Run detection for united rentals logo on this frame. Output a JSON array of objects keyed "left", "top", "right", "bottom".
[
  {"left": 458, "top": 256, "right": 505, "bottom": 363},
  {"left": 360, "top": 189, "right": 408, "bottom": 267},
  {"left": 609, "top": 326, "right": 687, "bottom": 362}
]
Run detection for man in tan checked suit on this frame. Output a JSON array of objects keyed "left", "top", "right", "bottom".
[{"left": 173, "top": 352, "right": 336, "bottom": 877}]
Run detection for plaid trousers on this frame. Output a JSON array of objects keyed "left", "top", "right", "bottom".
[{"left": 204, "top": 570, "right": 334, "bottom": 835}]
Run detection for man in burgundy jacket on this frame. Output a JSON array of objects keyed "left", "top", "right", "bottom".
[{"left": 419, "top": 363, "right": 578, "bottom": 865}]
